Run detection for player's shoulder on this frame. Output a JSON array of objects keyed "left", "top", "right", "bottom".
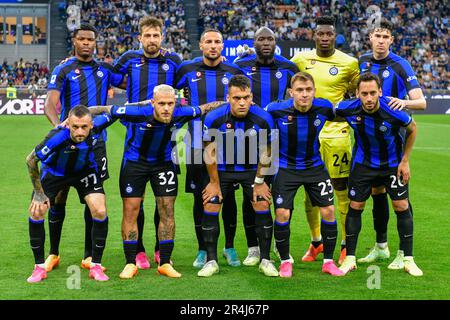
[
  {"left": 119, "top": 50, "right": 142, "bottom": 61},
  {"left": 177, "top": 57, "right": 202, "bottom": 72},
  {"left": 313, "top": 97, "right": 333, "bottom": 109},
  {"left": 221, "top": 59, "right": 243, "bottom": 72},
  {"left": 335, "top": 98, "right": 360, "bottom": 111},
  {"left": 98, "top": 61, "right": 115, "bottom": 72},
  {"left": 53, "top": 57, "right": 77, "bottom": 72},
  {"left": 274, "top": 54, "right": 299, "bottom": 70},
  {"left": 43, "top": 127, "right": 70, "bottom": 145},
  {"left": 358, "top": 52, "right": 373, "bottom": 64},
  {"left": 205, "top": 103, "right": 229, "bottom": 120},
  {"left": 165, "top": 52, "right": 182, "bottom": 65},
  {"left": 265, "top": 98, "right": 292, "bottom": 113},
  {"left": 379, "top": 96, "right": 411, "bottom": 121},
  {"left": 335, "top": 49, "right": 358, "bottom": 65},
  {"left": 235, "top": 53, "right": 257, "bottom": 65},
  {"left": 387, "top": 52, "right": 412, "bottom": 69}
]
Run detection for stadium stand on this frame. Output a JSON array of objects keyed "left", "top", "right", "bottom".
[
  {"left": 69, "top": 0, "right": 192, "bottom": 60},
  {"left": 198, "top": 0, "right": 448, "bottom": 90},
  {"left": 0, "top": 58, "right": 50, "bottom": 90}
]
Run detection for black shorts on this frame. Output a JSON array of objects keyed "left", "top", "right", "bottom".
[
  {"left": 348, "top": 163, "right": 409, "bottom": 202},
  {"left": 185, "top": 163, "right": 207, "bottom": 194},
  {"left": 271, "top": 166, "right": 334, "bottom": 210},
  {"left": 120, "top": 160, "right": 178, "bottom": 198},
  {"left": 203, "top": 170, "right": 257, "bottom": 204},
  {"left": 92, "top": 138, "right": 109, "bottom": 182},
  {"left": 41, "top": 169, "right": 104, "bottom": 206}
]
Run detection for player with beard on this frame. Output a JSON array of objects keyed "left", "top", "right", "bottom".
[
  {"left": 235, "top": 27, "right": 299, "bottom": 265},
  {"left": 114, "top": 17, "right": 182, "bottom": 270},
  {"left": 175, "top": 29, "right": 243, "bottom": 269}
]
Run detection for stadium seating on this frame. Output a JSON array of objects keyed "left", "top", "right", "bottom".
[
  {"left": 0, "top": 58, "right": 49, "bottom": 89},
  {"left": 70, "top": 0, "right": 191, "bottom": 60},
  {"left": 198, "top": 0, "right": 448, "bottom": 90}
]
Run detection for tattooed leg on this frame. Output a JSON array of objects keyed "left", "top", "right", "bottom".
[
  {"left": 122, "top": 197, "right": 142, "bottom": 264},
  {"left": 156, "top": 196, "right": 176, "bottom": 265}
]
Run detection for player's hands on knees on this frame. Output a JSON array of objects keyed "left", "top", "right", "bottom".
[
  {"left": 29, "top": 192, "right": 50, "bottom": 219},
  {"left": 253, "top": 182, "right": 271, "bottom": 204},
  {"left": 397, "top": 160, "right": 410, "bottom": 185},
  {"left": 387, "top": 97, "right": 407, "bottom": 111},
  {"left": 202, "top": 182, "right": 222, "bottom": 206}
]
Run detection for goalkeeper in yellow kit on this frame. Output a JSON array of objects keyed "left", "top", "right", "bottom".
[{"left": 291, "top": 16, "right": 359, "bottom": 264}]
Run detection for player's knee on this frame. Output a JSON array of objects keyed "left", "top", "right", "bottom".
[
  {"left": 204, "top": 203, "right": 221, "bottom": 213},
  {"left": 253, "top": 200, "right": 269, "bottom": 212},
  {"left": 350, "top": 201, "right": 365, "bottom": 211},
  {"left": 90, "top": 207, "right": 107, "bottom": 220},
  {"left": 371, "top": 186, "right": 386, "bottom": 195},
  {"left": 392, "top": 199, "right": 409, "bottom": 212},
  {"left": 275, "top": 209, "right": 290, "bottom": 223},
  {"left": 320, "top": 205, "right": 335, "bottom": 221},
  {"left": 331, "top": 178, "right": 347, "bottom": 191}
]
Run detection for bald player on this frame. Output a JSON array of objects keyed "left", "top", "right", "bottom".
[{"left": 291, "top": 16, "right": 360, "bottom": 264}]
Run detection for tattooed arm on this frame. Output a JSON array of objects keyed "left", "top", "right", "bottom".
[
  {"left": 88, "top": 105, "right": 113, "bottom": 116},
  {"left": 26, "top": 150, "right": 49, "bottom": 218},
  {"left": 198, "top": 101, "right": 225, "bottom": 115}
]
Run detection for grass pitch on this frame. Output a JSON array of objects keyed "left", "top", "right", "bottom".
[{"left": 0, "top": 114, "right": 449, "bottom": 300}]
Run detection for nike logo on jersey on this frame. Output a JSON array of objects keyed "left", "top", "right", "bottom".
[
  {"left": 191, "top": 78, "right": 202, "bottom": 82},
  {"left": 166, "top": 187, "right": 176, "bottom": 192},
  {"left": 397, "top": 190, "right": 407, "bottom": 196},
  {"left": 139, "top": 127, "right": 152, "bottom": 131},
  {"left": 100, "top": 173, "right": 107, "bottom": 178},
  {"left": 246, "top": 72, "right": 257, "bottom": 76},
  {"left": 93, "top": 187, "right": 102, "bottom": 191},
  {"left": 282, "top": 122, "right": 293, "bottom": 125},
  {"left": 328, "top": 197, "right": 334, "bottom": 202},
  {"left": 71, "top": 75, "right": 81, "bottom": 80},
  {"left": 361, "top": 68, "right": 369, "bottom": 72},
  {"left": 135, "top": 63, "right": 145, "bottom": 67}
]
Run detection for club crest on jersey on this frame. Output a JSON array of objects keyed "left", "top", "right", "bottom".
[
  {"left": 96, "top": 70, "right": 104, "bottom": 78},
  {"left": 314, "top": 119, "right": 322, "bottom": 127},
  {"left": 162, "top": 63, "right": 170, "bottom": 71},
  {"left": 382, "top": 70, "right": 390, "bottom": 78},
  {"left": 379, "top": 124, "right": 388, "bottom": 132},
  {"left": 329, "top": 67, "right": 338, "bottom": 76},
  {"left": 350, "top": 189, "right": 356, "bottom": 197},
  {"left": 222, "top": 77, "right": 229, "bottom": 85},
  {"left": 275, "top": 71, "right": 282, "bottom": 79},
  {"left": 190, "top": 182, "right": 196, "bottom": 190}
]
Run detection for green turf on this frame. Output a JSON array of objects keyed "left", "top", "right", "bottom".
[{"left": 1, "top": 114, "right": 449, "bottom": 300}]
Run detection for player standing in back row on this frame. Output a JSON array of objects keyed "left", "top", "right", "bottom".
[{"left": 291, "top": 16, "right": 359, "bottom": 264}]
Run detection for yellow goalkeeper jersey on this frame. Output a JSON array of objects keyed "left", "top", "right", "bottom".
[{"left": 291, "top": 49, "right": 359, "bottom": 138}]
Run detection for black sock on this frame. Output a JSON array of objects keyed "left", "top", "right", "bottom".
[
  {"left": 159, "top": 240, "right": 174, "bottom": 265},
  {"left": 321, "top": 219, "right": 338, "bottom": 260},
  {"left": 408, "top": 200, "right": 414, "bottom": 217},
  {"left": 243, "top": 193, "right": 258, "bottom": 247},
  {"left": 154, "top": 204, "right": 160, "bottom": 252},
  {"left": 255, "top": 210, "right": 273, "bottom": 261},
  {"left": 395, "top": 208, "right": 414, "bottom": 256},
  {"left": 91, "top": 216, "right": 108, "bottom": 264},
  {"left": 48, "top": 204, "right": 65, "bottom": 256},
  {"left": 194, "top": 193, "right": 206, "bottom": 251},
  {"left": 345, "top": 207, "right": 363, "bottom": 256},
  {"left": 137, "top": 201, "right": 146, "bottom": 253},
  {"left": 222, "top": 191, "right": 237, "bottom": 249},
  {"left": 123, "top": 240, "right": 137, "bottom": 264},
  {"left": 312, "top": 239, "right": 323, "bottom": 248},
  {"left": 84, "top": 205, "right": 93, "bottom": 258},
  {"left": 29, "top": 218, "right": 45, "bottom": 264},
  {"left": 372, "top": 193, "right": 389, "bottom": 243},
  {"left": 202, "top": 211, "right": 220, "bottom": 262},
  {"left": 274, "top": 220, "right": 290, "bottom": 261}
]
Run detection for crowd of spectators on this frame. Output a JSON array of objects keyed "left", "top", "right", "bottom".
[
  {"left": 66, "top": 0, "right": 191, "bottom": 61},
  {"left": 199, "top": 0, "right": 448, "bottom": 90},
  {"left": 0, "top": 58, "right": 49, "bottom": 89}
]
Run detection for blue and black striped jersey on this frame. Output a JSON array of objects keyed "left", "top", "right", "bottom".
[
  {"left": 359, "top": 52, "right": 421, "bottom": 99},
  {"left": 35, "top": 114, "right": 115, "bottom": 177},
  {"left": 266, "top": 98, "right": 334, "bottom": 170},
  {"left": 110, "top": 104, "right": 202, "bottom": 164},
  {"left": 335, "top": 96, "right": 412, "bottom": 169},
  {"left": 114, "top": 49, "right": 182, "bottom": 103},
  {"left": 203, "top": 103, "right": 274, "bottom": 172},
  {"left": 47, "top": 57, "right": 124, "bottom": 121},
  {"left": 174, "top": 57, "right": 243, "bottom": 151},
  {"left": 235, "top": 54, "right": 299, "bottom": 108}
]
